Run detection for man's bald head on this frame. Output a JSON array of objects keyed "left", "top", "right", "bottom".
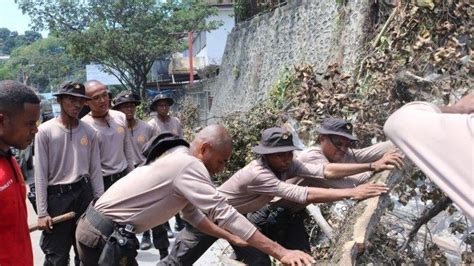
[
  {"left": 193, "top": 124, "right": 232, "bottom": 150},
  {"left": 190, "top": 124, "right": 233, "bottom": 176},
  {"left": 84, "top": 80, "right": 106, "bottom": 95},
  {"left": 84, "top": 80, "right": 109, "bottom": 115}
]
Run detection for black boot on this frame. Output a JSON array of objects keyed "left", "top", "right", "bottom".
[
  {"left": 174, "top": 214, "right": 185, "bottom": 231},
  {"left": 140, "top": 230, "right": 152, "bottom": 250},
  {"left": 159, "top": 248, "right": 169, "bottom": 260}
]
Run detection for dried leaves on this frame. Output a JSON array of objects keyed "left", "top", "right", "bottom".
[{"left": 284, "top": 63, "right": 388, "bottom": 146}]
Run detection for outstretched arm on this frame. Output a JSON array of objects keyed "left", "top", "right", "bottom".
[
  {"left": 322, "top": 151, "right": 403, "bottom": 179},
  {"left": 437, "top": 93, "right": 474, "bottom": 114},
  {"left": 306, "top": 182, "right": 389, "bottom": 203}
]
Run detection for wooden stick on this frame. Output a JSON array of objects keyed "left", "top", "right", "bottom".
[
  {"left": 306, "top": 204, "right": 334, "bottom": 240},
  {"left": 29, "top": 211, "right": 76, "bottom": 232},
  {"left": 372, "top": 6, "right": 399, "bottom": 49}
]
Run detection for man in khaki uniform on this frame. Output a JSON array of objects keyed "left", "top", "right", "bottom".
[
  {"left": 75, "top": 125, "right": 315, "bottom": 266},
  {"left": 112, "top": 91, "right": 170, "bottom": 257},
  {"left": 165, "top": 127, "right": 397, "bottom": 265},
  {"left": 147, "top": 92, "right": 185, "bottom": 235},
  {"left": 384, "top": 93, "right": 474, "bottom": 222},
  {"left": 147, "top": 93, "right": 183, "bottom": 137},
  {"left": 82, "top": 80, "right": 134, "bottom": 190},
  {"left": 296, "top": 117, "right": 399, "bottom": 189},
  {"left": 34, "top": 82, "right": 104, "bottom": 265},
  {"left": 242, "top": 119, "right": 403, "bottom": 261},
  {"left": 111, "top": 91, "right": 153, "bottom": 167}
]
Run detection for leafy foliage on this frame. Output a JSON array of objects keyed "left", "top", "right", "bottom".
[
  {"left": 176, "top": 96, "right": 201, "bottom": 142},
  {"left": 4, "top": 37, "right": 85, "bottom": 92},
  {"left": 351, "top": 0, "right": 472, "bottom": 263},
  {"left": 0, "top": 28, "right": 42, "bottom": 55},
  {"left": 214, "top": 73, "right": 295, "bottom": 183},
  {"left": 17, "top": 0, "right": 222, "bottom": 98},
  {"left": 217, "top": 1, "right": 471, "bottom": 262}
]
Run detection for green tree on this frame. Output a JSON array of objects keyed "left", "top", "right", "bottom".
[
  {"left": 0, "top": 62, "right": 14, "bottom": 80},
  {"left": 0, "top": 28, "right": 42, "bottom": 55},
  {"left": 6, "top": 37, "right": 85, "bottom": 92},
  {"left": 18, "top": 0, "right": 221, "bottom": 98}
]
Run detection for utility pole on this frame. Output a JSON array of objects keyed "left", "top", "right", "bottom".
[{"left": 188, "top": 31, "right": 194, "bottom": 85}]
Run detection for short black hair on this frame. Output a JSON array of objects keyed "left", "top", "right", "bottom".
[{"left": 0, "top": 80, "right": 41, "bottom": 116}]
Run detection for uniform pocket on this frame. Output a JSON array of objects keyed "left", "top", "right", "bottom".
[{"left": 75, "top": 216, "right": 104, "bottom": 248}]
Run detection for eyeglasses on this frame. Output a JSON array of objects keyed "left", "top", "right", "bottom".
[{"left": 328, "top": 136, "right": 354, "bottom": 150}]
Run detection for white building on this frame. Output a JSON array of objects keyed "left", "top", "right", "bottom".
[
  {"left": 187, "top": 1, "right": 234, "bottom": 66},
  {"left": 87, "top": 1, "right": 235, "bottom": 85}
]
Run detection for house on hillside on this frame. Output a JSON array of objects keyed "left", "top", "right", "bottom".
[
  {"left": 150, "top": 0, "right": 235, "bottom": 85},
  {"left": 86, "top": 1, "right": 234, "bottom": 122}
]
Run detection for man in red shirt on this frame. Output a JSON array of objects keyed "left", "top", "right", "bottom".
[{"left": 0, "top": 80, "right": 41, "bottom": 266}]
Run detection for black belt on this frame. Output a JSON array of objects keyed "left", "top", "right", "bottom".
[
  {"left": 84, "top": 204, "right": 115, "bottom": 237},
  {"left": 103, "top": 169, "right": 127, "bottom": 183},
  {"left": 47, "top": 175, "right": 90, "bottom": 194}
]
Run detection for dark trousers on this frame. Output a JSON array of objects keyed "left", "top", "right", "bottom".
[
  {"left": 241, "top": 206, "right": 311, "bottom": 265},
  {"left": 142, "top": 223, "right": 169, "bottom": 249},
  {"left": 40, "top": 180, "right": 94, "bottom": 266},
  {"left": 75, "top": 206, "right": 138, "bottom": 266},
  {"left": 103, "top": 169, "right": 127, "bottom": 191},
  {"left": 158, "top": 223, "right": 216, "bottom": 266},
  {"left": 162, "top": 206, "right": 310, "bottom": 266}
]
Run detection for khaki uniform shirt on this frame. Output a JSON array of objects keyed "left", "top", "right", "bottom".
[
  {"left": 384, "top": 102, "right": 473, "bottom": 222},
  {"left": 94, "top": 146, "right": 257, "bottom": 240},
  {"left": 272, "top": 142, "right": 393, "bottom": 212},
  {"left": 217, "top": 158, "right": 333, "bottom": 215},
  {"left": 34, "top": 118, "right": 104, "bottom": 217},
  {"left": 128, "top": 120, "right": 154, "bottom": 166},
  {"left": 82, "top": 110, "right": 134, "bottom": 175},
  {"left": 147, "top": 116, "right": 183, "bottom": 138},
  {"left": 296, "top": 141, "right": 393, "bottom": 188}
]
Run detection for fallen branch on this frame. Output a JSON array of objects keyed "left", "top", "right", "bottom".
[
  {"left": 372, "top": 6, "right": 399, "bottom": 48},
  {"left": 29, "top": 211, "right": 76, "bottom": 232},
  {"left": 306, "top": 204, "right": 334, "bottom": 240},
  {"left": 329, "top": 165, "right": 408, "bottom": 264},
  {"left": 399, "top": 195, "right": 452, "bottom": 251}
]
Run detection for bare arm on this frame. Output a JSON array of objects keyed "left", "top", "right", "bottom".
[{"left": 306, "top": 182, "right": 389, "bottom": 203}]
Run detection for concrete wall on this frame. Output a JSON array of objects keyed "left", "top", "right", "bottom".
[
  {"left": 207, "top": 0, "right": 372, "bottom": 118},
  {"left": 205, "top": 7, "right": 235, "bottom": 65}
]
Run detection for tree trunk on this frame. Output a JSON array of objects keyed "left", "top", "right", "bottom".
[{"left": 328, "top": 165, "right": 409, "bottom": 264}]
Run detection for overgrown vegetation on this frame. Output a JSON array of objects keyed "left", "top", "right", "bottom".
[
  {"left": 176, "top": 96, "right": 201, "bottom": 142},
  {"left": 221, "top": 0, "right": 471, "bottom": 263},
  {"left": 234, "top": 0, "right": 287, "bottom": 22}
]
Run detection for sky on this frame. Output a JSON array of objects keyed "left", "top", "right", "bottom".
[{"left": 0, "top": 0, "right": 49, "bottom": 36}]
